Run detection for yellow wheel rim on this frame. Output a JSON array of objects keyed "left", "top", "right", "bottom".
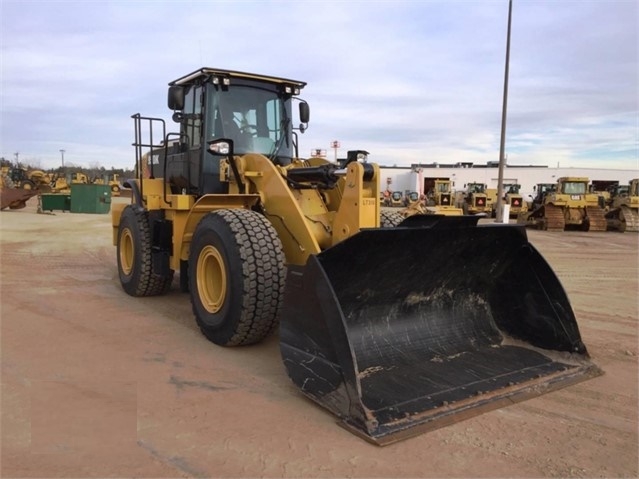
[
  {"left": 197, "top": 245, "right": 226, "bottom": 314},
  {"left": 120, "top": 228, "right": 134, "bottom": 275},
  {"left": 23, "top": 183, "right": 32, "bottom": 190}
]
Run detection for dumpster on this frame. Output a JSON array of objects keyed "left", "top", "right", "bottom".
[
  {"left": 70, "top": 184, "right": 111, "bottom": 214},
  {"left": 40, "top": 193, "right": 71, "bottom": 212}
]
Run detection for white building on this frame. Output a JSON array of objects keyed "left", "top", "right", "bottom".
[{"left": 379, "top": 162, "right": 637, "bottom": 201}]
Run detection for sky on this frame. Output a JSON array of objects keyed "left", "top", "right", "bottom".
[{"left": 1, "top": 0, "right": 637, "bottom": 172}]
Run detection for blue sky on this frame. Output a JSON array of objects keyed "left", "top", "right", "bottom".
[{"left": 1, "top": 0, "right": 637, "bottom": 171}]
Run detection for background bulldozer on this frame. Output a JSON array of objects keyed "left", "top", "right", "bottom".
[
  {"left": 518, "top": 177, "right": 606, "bottom": 232},
  {"left": 605, "top": 178, "right": 639, "bottom": 232},
  {"left": 112, "top": 67, "right": 600, "bottom": 445}
]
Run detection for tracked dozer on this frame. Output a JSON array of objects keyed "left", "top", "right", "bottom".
[
  {"left": 112, "top": 68, "right": 601, "bottom": 445},
  {"left": 605, "top": 179, "right": 639, "bottom": 232},
  {"left": 519, "top": 177, "right": 607, "bottom": 232}
]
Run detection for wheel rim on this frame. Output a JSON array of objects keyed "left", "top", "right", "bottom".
[
  {"left": 197, "top": 245, "right": 226, "bottom": 314},
  {"left": 23, "top": 183, "right": 32, "bottom": 190},
  {"left": 120, "top": 228, "right": 134, "bottom": 275}
]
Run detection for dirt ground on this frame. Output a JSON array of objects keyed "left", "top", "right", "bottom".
[{"left": 1, "top": 196, "right": 637, "bottom": 478}]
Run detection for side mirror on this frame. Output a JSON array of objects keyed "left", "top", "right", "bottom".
[
  {"left": 168, "top": 86, "right": 185, "bottom": 111},
  {"left": 299, "top": 102, "right": 310, "bottom": 124},
  {"left": 207, "top": 138, "right": 234, "bottom": 157}
]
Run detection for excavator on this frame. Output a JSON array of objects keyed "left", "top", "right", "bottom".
[{"left": 112, "top": 68, "right": 601, "bottom": 445}]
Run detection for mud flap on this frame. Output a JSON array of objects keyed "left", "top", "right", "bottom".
[{"left": 279, "top": 221, "right": 602, "bottom": 445}]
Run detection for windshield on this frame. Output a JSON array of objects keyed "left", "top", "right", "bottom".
[
  {"left": 436, "top": 182, "right": 450, "bottom": 193},
  {"left": 205, "top": 82, "right": 294, "bottom": 163},
  {"left": 469, "top": 184, "right": 484, "bottom": 193},
  {"left": 562, "top": 182, "right": 587, "bottom": 195}
]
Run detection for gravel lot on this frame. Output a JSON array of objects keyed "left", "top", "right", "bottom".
[{"left": 1, "top": 196, "right": 637, "bottom": 478}]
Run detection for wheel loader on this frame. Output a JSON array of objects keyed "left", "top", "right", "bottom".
[
  {"left": 0, "top": 170, "right": 39, "bottom": 210},
  {"left": 605, "top": 178, "right": 639, "bottom": 232},
  {"left": 424, "top": 178, "right": 462, "bottom": 215},
  {"left": 458, "top": 182, "right": 491, "bottom": 215},
  {"left": 112, "top": 67, "right": 601, "bottom": 445},
  {"left": 518, "top": 177, "right": 607, "bottom": 232},
  {"left": 488, "top": 184, "right": 527, "bottom": 219}
]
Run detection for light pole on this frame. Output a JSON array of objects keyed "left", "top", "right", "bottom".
[
  {"left": 495, "top": 0, "right": 512, "bottom": 223},
  {"left": 60, "top": 149, "right": 65, "bottom": 168}
]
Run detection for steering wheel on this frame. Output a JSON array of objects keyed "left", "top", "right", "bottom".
[{"left": 240, "top": 124, "right": 259, "bottom": 136}]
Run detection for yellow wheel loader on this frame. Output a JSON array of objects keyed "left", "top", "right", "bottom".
[
  {"left": 112, "top": 68, "right": 600, "bottom": 445},
  {"left": 0, "top": 170, "right": 39, "bottom": 210},
  {"left": 424, "top": 178, "right": 462, "bottom": 215},
  {"left": 458, "top": 182, "right": 491, "bottom": 215}
]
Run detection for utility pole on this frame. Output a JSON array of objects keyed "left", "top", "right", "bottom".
[
  {"left": 496, "top": 0, "right": 512, "bottom": 223},
  {"left": 60, "top": 149, "right": 65, "bottom": 168}
]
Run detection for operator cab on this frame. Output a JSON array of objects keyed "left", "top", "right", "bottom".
[{"left": 157, "top": 68, "right": 309, "bottom": 195}]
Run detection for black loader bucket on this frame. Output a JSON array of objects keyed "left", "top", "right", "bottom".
[{"left": 279, "top": 217, "right": 602, "bottom": 445}]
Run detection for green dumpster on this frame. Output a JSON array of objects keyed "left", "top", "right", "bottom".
[
  {"left": 40, "top": 193, "right": 71, "bottom": 212},
  {"left": 70, "top": 184, "right": 111, "bottom": 214}
]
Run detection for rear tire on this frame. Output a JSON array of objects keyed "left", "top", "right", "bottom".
[
  {"left": 117, "top": 205, "right": 174, "bottom": 296},
  {"left": 189, "top": 209, "right": 286, "bottom": 346}
]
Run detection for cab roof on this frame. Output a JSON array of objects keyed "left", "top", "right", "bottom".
[{"left": 169, "top": 67, "right": 307, "bottom": 88}]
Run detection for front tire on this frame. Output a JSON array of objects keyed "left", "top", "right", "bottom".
[
  {"left": 117, "top": 205, "right": 174, "bottom": 296},
  {"left": 189, "top": 209, "right": 286, "bottom": 346}
]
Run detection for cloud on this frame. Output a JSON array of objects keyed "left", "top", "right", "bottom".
[{"left": 1, "top": 0, "right": 636, "bottom": 171}]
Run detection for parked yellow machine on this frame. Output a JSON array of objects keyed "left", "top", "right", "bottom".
[
  {"left": 457, "top": 182, "right": 491, "bottom": 215},
  {"left": 504, "top": 183, "right": 527, "bottom": 217},
  {"left": 70, "top": 172, "right": 89, "bottom": 184},
  {"left": 93, "top": 174, "right": 122, "bottom": 196},
  {"left": 0, "top": 170, "right": 39, "bottom": 210},
  {"left": 424, "top": 178, "right": 462, "bottom": 215},
  {"left": 488, "top": 184, "right": 527, "bottom": 219},
  {"left": 518, "top": 177, "right": 606, "bottom": 231},
  {"left": 111, "top": 68, "right": 600, "bottom": 445},
  {"left": 605, "top": 178, "right": 639, "bottom": 232}
]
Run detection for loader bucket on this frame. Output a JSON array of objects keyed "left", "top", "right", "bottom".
[
  {"left": 1, "top": 188, "right": 39, "bottom": 210},
  {"left": 280, "top": 220, "right": 602, "bottom": 445}
]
